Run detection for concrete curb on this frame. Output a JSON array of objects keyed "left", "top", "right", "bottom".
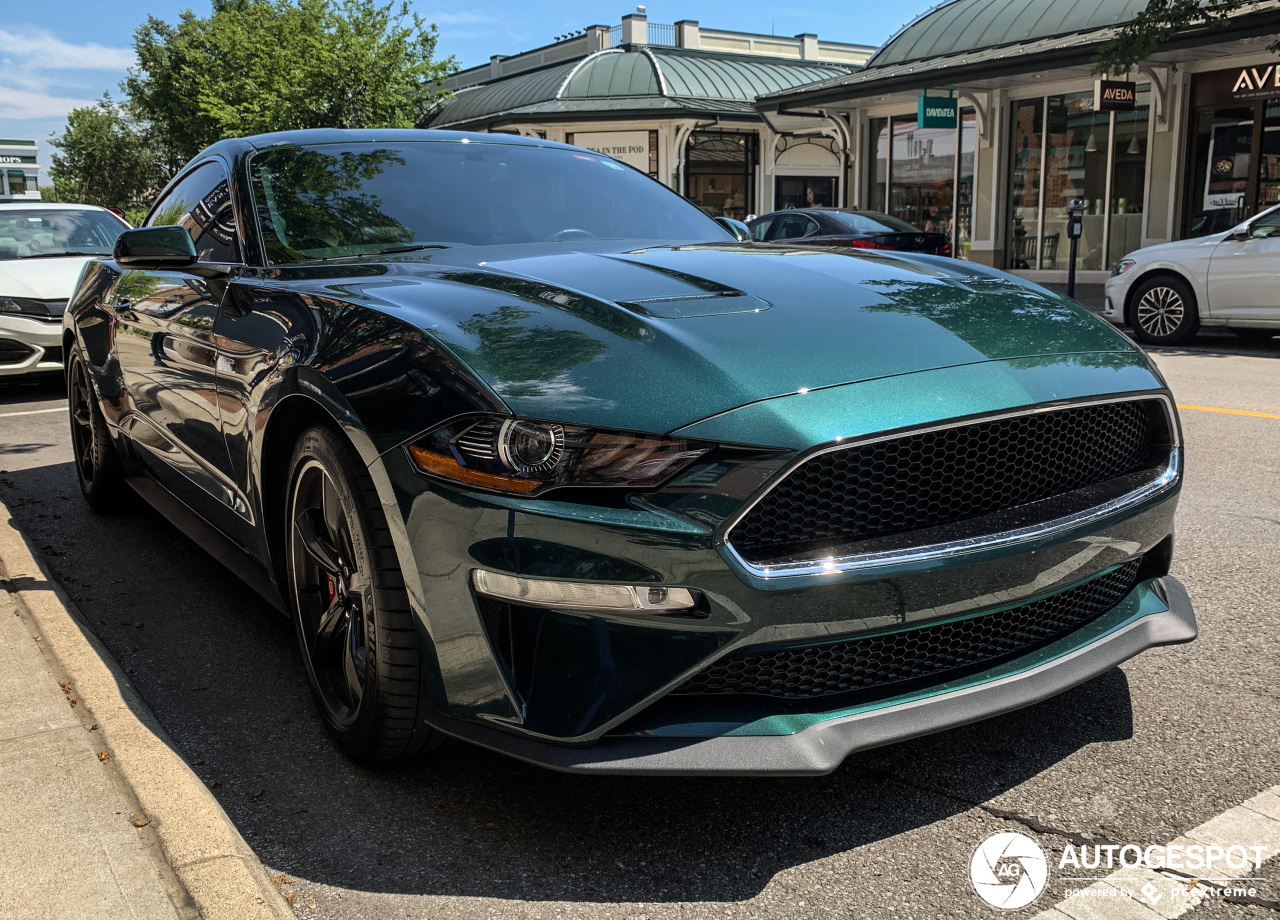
[{"left": 0, "top": 498, "right": 295, "bottom": 920}]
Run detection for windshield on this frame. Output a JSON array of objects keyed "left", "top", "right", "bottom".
[
  {"left": 249, "top": 141, "right": 731, "bottom": 264},
  {"left": 825, "top": 211, "right": 922, "bottom": 234},
  {"left": 0, "top": 208, "right": 128, "bottom": 260}
]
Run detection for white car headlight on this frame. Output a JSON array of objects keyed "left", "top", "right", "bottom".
[{"left": 1112, "top": 259, "right": 1136, "bottom": 277}]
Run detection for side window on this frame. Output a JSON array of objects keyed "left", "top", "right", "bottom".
[
  {"left": 148, "top": 161, "right": 240, "bottom": 263},
  {"left": 1250, "top": 208, "right": 1280, "bottom": 238},
  {"left": 773, "top": 214, "right": 818, "bottom": 240},
  {"left": 750, "top": 216, "right": 774, "bottom": 241}
]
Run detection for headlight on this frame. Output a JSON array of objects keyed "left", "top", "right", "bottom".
[
  {"left": 1112, "top": 259, "right": 1136, "bottom": 276},
  {"left": 0, "top": 296, "right": 63, "bottom": 317},
  {"left": 407, "top": 414, "right": 713, "bottom": 495}
]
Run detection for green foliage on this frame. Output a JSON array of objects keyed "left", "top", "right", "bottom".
[
  {"left": 125, "top": 0, "right": 456, "bottom": 164},
  {"left": 47, "top": 98, "right": 160, "bottom": 218},
  {"left": 1092, "top": 0, "right": 1277, "bottom": 74}
]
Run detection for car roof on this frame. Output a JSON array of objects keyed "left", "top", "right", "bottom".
[{"left": 195, "top": 127, "right": 572, "bottom": 162}]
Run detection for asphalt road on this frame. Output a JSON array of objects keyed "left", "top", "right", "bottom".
[{"left": 2, "top": 327, "right": 1279, "bottom": 920}]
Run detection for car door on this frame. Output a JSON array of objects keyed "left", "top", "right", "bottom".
[
  {"left": 112, "top": 160, "right": 248, "bottom": 527},
  {"left": 1205, "top": 207, "right": 1280, "bottom": 324}
]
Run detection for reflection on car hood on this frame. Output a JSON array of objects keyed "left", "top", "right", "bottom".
[
  {"left": 0, "top": 256, "right": 97, "bottom": 300},
  {"left": 295, "top": 241, "right": 1140, "bottom": 435}
]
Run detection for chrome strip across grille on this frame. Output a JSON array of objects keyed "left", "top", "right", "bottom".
[{"left": 721, "top": 395, "right": 1179, "bottom": 579}]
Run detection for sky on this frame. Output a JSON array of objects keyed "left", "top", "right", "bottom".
[{"left": 0, "top": 0, "right": 919, "bottom": 172}]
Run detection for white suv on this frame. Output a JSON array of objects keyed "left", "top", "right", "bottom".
[
  {"left": 1, "top": 203, "right": 129, "bottom": 376},
  {"left": 1103, "top": 203, "right": 1280, "bottom": 346}
]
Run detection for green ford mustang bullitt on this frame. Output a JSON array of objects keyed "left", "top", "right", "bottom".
[{"left": 63, "top": 130, "right": 1195, "bottom": 773}]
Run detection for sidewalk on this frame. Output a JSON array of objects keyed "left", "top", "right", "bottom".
[
  {"left": 0, "top": 583, "right": 188, "bottom": 919},
  {"left": 0, "top": 502, "right": 293, "bottom": 920}
]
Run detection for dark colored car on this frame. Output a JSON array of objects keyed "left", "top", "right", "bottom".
[
  {"left": 63, "top": 129, "right": 1195, "bottom": 774},
  {"left": 748, "top": 207, "right": 952, "bottom": 255}
]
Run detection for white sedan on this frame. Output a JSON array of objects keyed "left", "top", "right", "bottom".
[
  {"left": 1, "top": 203, "right": 129, "bottom": 376},
  {"left": 1103, "top": 203, "right": 1280, "bottom": 345}
]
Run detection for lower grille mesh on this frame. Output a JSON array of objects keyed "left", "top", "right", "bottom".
[{"left": 675, "top": 559, "right": 1143, "bottom": 700}]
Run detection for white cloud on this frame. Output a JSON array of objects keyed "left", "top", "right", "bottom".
[
  {"left": 0, "top": 28, "right": 134, "bottom": 71},
  {"left": 0, "top": 86, "right": 95, "bottom": 120}
]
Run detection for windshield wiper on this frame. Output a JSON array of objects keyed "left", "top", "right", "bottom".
[
  {"left": 19, "top": 251, "right": 111, "bottom": 259},
  {"left": 376, "top": 243, "right": 451, "bottom": 254}
]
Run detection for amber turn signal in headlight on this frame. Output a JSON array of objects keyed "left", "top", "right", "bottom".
[{"left": 406, "top": 414, "right": 712, "bottom": 496}]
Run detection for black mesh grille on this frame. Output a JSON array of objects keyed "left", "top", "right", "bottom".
[
  {"left": 730, "top": 400, "right": 1162, "bottom": 566},
  {"left": 0, "top": 338, "right": 36, "bottom": 363},
  {"left": 676, "top": 559, "right": 1143, "bottom": 700}
]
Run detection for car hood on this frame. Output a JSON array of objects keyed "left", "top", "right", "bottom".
[
  {"left": 298, "top": 241, "right": 1140, "bottom": 436},
  {"left": 1126, "top": 233, "right": 1226, "bottom": 263},
  {"left": 0, "top": 256, "right": 97, "bottom": 300}
]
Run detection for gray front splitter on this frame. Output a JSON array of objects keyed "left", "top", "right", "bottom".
[{"left": 428, "top": 576, "right": 1197, "bottom": 776}]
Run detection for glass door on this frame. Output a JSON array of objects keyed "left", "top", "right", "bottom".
[{"left": 1186, "top": 107, "right": 1255, "bottom": 236}]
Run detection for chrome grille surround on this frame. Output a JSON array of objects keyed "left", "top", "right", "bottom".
[{"left": 721, "top": 394, "right": 1180, "bottom": 579}]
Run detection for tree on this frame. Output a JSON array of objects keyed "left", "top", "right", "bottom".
[
  {"left": 124, "top": 0, "right": 455, "bottom": 164},
  {"left": 47, "top": 99, "right": 161, "bottom": 222},
  {"left": 1093, "top": 0, "right": 1278, "bottom": 74}
]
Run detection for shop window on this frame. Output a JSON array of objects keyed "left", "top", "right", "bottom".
[
  {"left": 775, "top": 176, "right": 836, "bottom": 209},
  {"left": 1109, "top": 88, "right": 1151, "bottom": 266},
  {"left": 866, "top": 110, "right": 975, "bottom": 258},
  {"left": 685, "top": 133, "right": 756, "bottom": 220},
  {"left": 1007, "top": 89, "right": 1149, "bottom": 271}
]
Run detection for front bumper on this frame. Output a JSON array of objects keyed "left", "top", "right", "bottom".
[
  {"left": 427, "top": 576, "right": 1195, "bottom": 775},
  {"left": 1103, "top": 273, "right": 1135, "bottom": 326},
  {"left": 0, "top": 314, "right": 64, "bottom": 376}
]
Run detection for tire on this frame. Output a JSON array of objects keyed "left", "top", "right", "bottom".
[
  {"left": 67, "top": 347, "right": 127, "bottom": 513},
  {"left": 284, "top": 425, "right": 441, "bottom": 763},
  {"left": 1127, "top": 275, "right": 1200, "bottom": 346},
  {"left": 1229, "top": 328, "right": 1276, "bottom": 342}
]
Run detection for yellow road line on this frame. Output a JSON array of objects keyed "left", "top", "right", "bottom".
[{"left": 1177, "top": 403, "right": 1280, "bottom": 420}]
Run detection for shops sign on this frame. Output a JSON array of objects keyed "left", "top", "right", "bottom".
[
  {"left": 917, "top": 94, "right": 958, "bottom": 129},
  {"left": 1232, "top": 65, "right": 1280, "bottom": 95},
  {"left": 1094, "top": 80, "right": 1136, "bottom": 112}
]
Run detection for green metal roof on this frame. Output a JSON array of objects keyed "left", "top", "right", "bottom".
[
  {"left": 869, "top": 0, "right": 1153, "bottom": 67},
  {"left": 430, "top": 47, "right": 854, "bottom": 129}
]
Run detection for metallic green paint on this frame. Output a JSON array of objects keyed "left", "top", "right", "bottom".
[
  {"left": 274, "top": 242, "right": 1139, "bottom": 440},
  {"left": 614, "top": 574, "right": 1170, "bottom": 738},
  {"left": 674, "top": 353, "right": 1165, "bottom": 449}
]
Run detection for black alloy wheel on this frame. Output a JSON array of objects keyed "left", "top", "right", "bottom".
[
  {"left": 1128, "top": 275, "right": 1200, "bottom": 346},
  {"left": 67, "top": 349, "right": 126, "bottom": 512},
  {"left": 285, "top": 425, "right": 439, "bottom": 762}
]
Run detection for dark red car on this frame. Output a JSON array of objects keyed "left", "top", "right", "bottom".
[{"left": 748, "top": 208, "right": 952, "bottom": 256}]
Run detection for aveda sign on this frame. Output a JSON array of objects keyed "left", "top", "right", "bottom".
[{"left": 1233, "top": 65, "right": 1280, "bottom": 93}]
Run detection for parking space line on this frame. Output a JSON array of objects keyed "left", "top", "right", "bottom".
[
  {"left": 1176, "top": 403, "right": 1280, "bottom": 420},
  {"left": 0, "top": 407, "right": 65, "bottom": 419},
  {"left": 1030, "top": 784, "right": 1280, "bottom": 920}
]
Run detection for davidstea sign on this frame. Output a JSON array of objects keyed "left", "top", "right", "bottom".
[
  {"left": 1094, "top": 80, "right": 1136, "bottom": 112},
  {"left": 917, "top": 94, "right": 958, "bottom": 129}
]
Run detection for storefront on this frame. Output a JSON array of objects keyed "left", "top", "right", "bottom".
[
  {"left": 757, "top": 0, "right": 1280, "bottom": 282},
  {"left": 0, "top": 140, "right": 41, "bottom": 201},
  {"left": 1184, "top": 66, "right": 1280, "bottom": 236},
  {"left": 427, "top": 14, "right": 872, "bottom": 216},
  {"left": 868, "top": 109, "right": 977, "bottom": 257}
]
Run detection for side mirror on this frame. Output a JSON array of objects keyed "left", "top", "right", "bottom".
[
  {"left": 716, "top": 217, "right": 751, "bottom": 242},
  {"left": 1229, "top": 226, "right": 1251, "bottom": 242},
  {"left": 113, "top": 226, "right": 197, "bottom": 270}
]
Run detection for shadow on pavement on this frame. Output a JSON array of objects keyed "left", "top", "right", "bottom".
[{"left": 0, "top": 459, "right": 1135, "bottom": 904}]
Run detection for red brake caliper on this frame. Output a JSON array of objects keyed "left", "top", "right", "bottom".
[{"left": 325, "top": 574, "right": 337, "bottom": 604}]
